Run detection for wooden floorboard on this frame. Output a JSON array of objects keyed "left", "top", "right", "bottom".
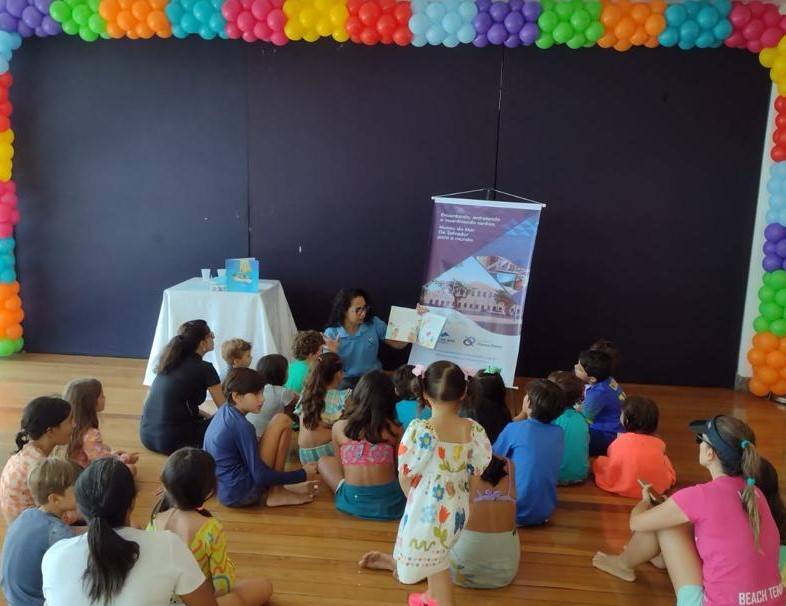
[{"left": 0, "top": 353, "right": 785, "bottom": 605}]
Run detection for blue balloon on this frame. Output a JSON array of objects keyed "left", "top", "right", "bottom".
[
  {"left": 198, "top": 24, "right": 216, "bottom": 38},
  {"left": 409, "top": 13, "right": 430, "bottom": 35},
  {"left": 696, "top": 6, "right": 718, "bottom": 29},
  {"left": 411, "top": 0, "right": 427, "bottom": 13},
  {"left": 0, "top": 239, "right": 13, "bottom": 254},
  {"left": 775, "top": 163, "right": 786, "bottom": 179},
  {"left": 658, "top": 26, "right": 678, "bottom": 47},
  {"left": 442, "top": 11, "right": 461, "bottom": 33},
  {"left": 695, "top": 31, "right": 714, "bottom": 48},
  {"left": 426, "top": 2, "right": 446, "bottom": 22},
  {"left": 457, "top": 22, "right": 475, "bottom": 43},
  {"left": 208, "top": 12, "right": 224, "bottom": 32},
  {"left": 443, "top": 33, "right": 459, "bottom": 46},
  {"left": 181, "top": 13, "right": 199, "bottom": 32},
  {"left": 679, "top": 20, "right": 699, "bottom": 42},
  {"left": 0, "top": 269, "right": 15, "bottom": 282},
  {"left": 712, "top": 19, "right": 731, "bottom": 41},
  {"left": 768, "top": 210, "right": 779, "bottom": 224},
  {"left": 678, "top": 38, "right": 694, "bottom": 50},
  {"left": 192, "top": 1, "right": 211, "bottom": 22},
  {"left": 458, "top": 1, "right": 476, "bottom": 20},
  {"left": 665, "top": 4, "right": 687, "bottom": 26},
  {"left": 411, "top": 33, "right": 427, "bottom": 46},
  {"left": 685, "top": 1, "right": 699, "bottom": 17},
  {"left": 165, "top": 3, "right": 183, "bottom": 20},
  {"left": 778, "top": 209, "right": 786, "bottom": 226},
  {"left": 426, "top": 23, "right": 445, "bottom": 44}
]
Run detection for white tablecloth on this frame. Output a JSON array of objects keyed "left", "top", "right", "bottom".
[{"left": 143, "top": 278, "right": 298, "bottom": 386}]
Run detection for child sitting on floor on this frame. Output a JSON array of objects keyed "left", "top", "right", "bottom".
[
  {"left": 1, "top": 458, "right": 79, "bottom": 606},
  {"left": 248, "top": 354, "right": 297, "bottom": 438},
  {"left": 61, "top": 378, "right": 138, "bottom": 476},
  {"left": 295, "top": 352, "right": 351, "bottom": 464},
  {"left": 220, "top": 338, "right": 252, "bottom": 382},
  {"left": 393, "top": 364, "right": 431, "bottom": 431},
  {"left": 547, "top": 371, "right": 589, "bottom": 485},
  {"left": 463, "top": 368, "right": 511, "bottom": 443},
  {"left": 317, "top": 370, "right": 406, "bottom": 520},
  {"left": 493, "top": 379, "right": 564, "bottom": 526},
  {"left": 575, "top": 349, "right": 626, "bottom": 456},
  {"left": 0, "top": 396, "right": 75, "bottom": 525},
  {"left": 203, "top": 368, "right": 318, "bottom": 508},
  {"left": 284, "top": 330, "right": 324, "bottom": 394},
  {"left": 150, "top": 447, "right": 273, "bottom": 605},
  {"left": 592, "top": 396, "right": 676, "bottom": 499}
]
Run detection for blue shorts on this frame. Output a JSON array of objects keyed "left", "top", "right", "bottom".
[
  {"left": 676, "top": 585, "right": 704, "bottom": 606},
  {"left": 299, "top": 442, "right": 335, "bottom": 464},
  {"left": 335, "top": 479, "right": 406, "bottom": 520}
]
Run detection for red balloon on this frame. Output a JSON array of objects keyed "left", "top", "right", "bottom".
[
  {"left": 358, "top": 1, "right": 380, "bottom": 26},
  {"left": 777, "top": 114, "right": 786, "bottom": 129},
  {"left": 776, "top": 96, "right": 786, "bottom": 114},
  {"left": 222, "top": 0, "right": 241, "bottom": 18},
  {"left": 773, "top": 127, "right": 786, "bottom": 146},
  {"left": 378, "top": 0, "right": 394, "bottom": 11},
  {"left": 392, "top": 23, "right": 410, "bottom": 45},
  {"left": 742, "top": 20, "right": 765, "bottom": 41},
  {"left": 360, "top": 27, "right": 379, "bottom": 44},
  {"left": 772, "top": 145, "right": 786, "bottom": 162},
  {"left": 376, "top": 13, "right": 395, "bottom": 37},
  {"left": 763, "top": 7, "right": 781, "bottom": 28},
  {"left": 0, "top": 73, "right": 11, "bottom": 88},
  {"left": 347, "top": 0, "right": 363, "bottom": 11},
  {"left": 750, "top": 0, "right": 766, "bottom": 17},
  {"left": 729, "top": 4, "right": 750, "bottom": 28},
  {"left": 346, "top": 15, "right": 363, "bottom": 36}
]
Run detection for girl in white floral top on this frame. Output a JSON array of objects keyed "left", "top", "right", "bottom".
[
  {"left": 393, "top": 361, "right": 491, "bottom": 606},
  {"left": 0, "top": 396, "right": 75, "bottom": 524}
]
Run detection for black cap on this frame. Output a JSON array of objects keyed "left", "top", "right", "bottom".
[{"left": 689, "top": 416, "right": 743, "bottom": 466}]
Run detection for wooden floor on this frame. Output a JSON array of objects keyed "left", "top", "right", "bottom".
[{"left": 1, "top": 354, "right": 785, "bottom": 605}]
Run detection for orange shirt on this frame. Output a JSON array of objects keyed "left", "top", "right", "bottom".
[{"left": 592, "top": 433, "right": 676, "bottom": 499}]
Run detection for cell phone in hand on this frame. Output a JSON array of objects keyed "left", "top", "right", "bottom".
[{"left": 637, "top": 478, "right": 666, "bottom": 505}]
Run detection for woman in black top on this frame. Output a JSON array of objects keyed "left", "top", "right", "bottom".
[{"left": 140, "top": 319, "right": 225, "bottom": 455}]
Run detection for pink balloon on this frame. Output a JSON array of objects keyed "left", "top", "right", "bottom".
[
  {"left": 729, "top": 4, "right": 750, "bottom": 27},
  {"left": 0, "top": 193, "right": 15, "bottom": 205},
  {"left": 0, "top": 207, "right": 10, "bottom": 222},
  {"left": 240, "top": 0, "right": 252, "bottom": 9},
  {"left": 237, "top": 10, "right": 254, "bottom": 30},
  {"left": 225, "top": 21, "right": 242, "bottom": 36},
  {"left": 221, "top": 0, "right": 241, "bottom": 19},
  {"left": 748, "top": 39, "right": 763, "bottom": 52},
  {"left": 241, "top": 30, "right": 256, "bottom": 41},
  {"left": 253, "top": 19, "right": 271, "bottom": 38},
  {"left": 10, "top": 210, "right": 18, "bottom": 224},
  {"left": 743, "top": 19, "right": 764, "bottom": 40},
  {"left": 725, "top": 31, "right": 744, "bottom": 47},
  {"left": 251, "top": 0, "right": 270, "bottom": 20},
  {"left": 761, "top": 26, "right": 783, "bottom": 48},
  {"left": 762, "top": 6, "right": 780, "bottom": 27},
  {"left": 267, "top": 7, "right": 284, "bottom": 29},
  {"left": 270, "top": 30, "right": 287, "bottom": 44},
  {"left": 0, "top": 224, "right": 11, "bottom": 238},
  {"left": 749, "top": 0, "right": 765, "bottom": 17}
]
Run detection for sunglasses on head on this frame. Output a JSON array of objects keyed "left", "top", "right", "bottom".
[{"left": 695, "top": 435, "right": 712, "bottom": 447}]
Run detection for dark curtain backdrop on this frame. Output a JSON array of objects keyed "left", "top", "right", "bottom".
[{"left": 9, "top": 37, "right": 770, "bottom": 385}]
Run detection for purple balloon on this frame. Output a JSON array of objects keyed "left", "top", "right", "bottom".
[
  {"left": 504, "top": 32, "right": 520, "bottom": 47},
  {"left": 775, "top": 240, "right": 786, "bottom": 258},
  {"left": 523, "top": 0, "right": 540, "bottom": 21},
  {"left": 519, "top": 20, "right": 537, "bottom": 44},
  {"left": 21, "top": 6, "right": 40, "bottom": 28},
  {"left": 40, "top": 14, "right": 59, "bottom": 34},
  {"left": 16, "top": 19, "right": 31, "bottom": 35},
  {"left": 0, "top": 12, "right": 17, "bottom": 30},
  {"left": 782, "top": 258, "right": 786, "bottom": 271},
  {"left": 765, "top": 254, "right": 783, "bottom": 272},
  {"left": 6, "top": 0, "right": 26, "bottom": 19},
  {"left": 765, "top": 241, "right": 778, "bottom": 255},
  {"left": 473, "top": 11, "right": 492, "bottom": 33},
  {"left": 489, "top": 1, "right": 509, "bottom": 22},
  {"left": 476, "top": 0, "right": 491, "bottom": 12},
  {"left": 509, "top": 0, "right": 522, "bottom": 10},
  {"left": 32, "top": 0, "right": 48, "bottom": 12},
  {"left": 765, "top": 223, "right": 786, "bottom": 242},
  {"left": 504, "top": 10, "right": 524, "bottom": 33},
  {"left": 473, "top": 32, "right": 489, "bottom": 46},
  {"left": 487, "top": 21, "right": 507, "bottom": 43}
]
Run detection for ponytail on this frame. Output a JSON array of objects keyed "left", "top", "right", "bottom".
[
  {"left": 740, "top": 439, "right": 762, "bottom": 549},
  {"left": 300, "top": 352, "right": 343, "bottom": 431},
  {"left": 156, "top": 320, "right": 210, "bottom": 374},
  {"left": 14, "top": 396, "right": 71, "bottom": 453},
  {"left": 76, "top": 458, "right": 139, "bottom": 604}
]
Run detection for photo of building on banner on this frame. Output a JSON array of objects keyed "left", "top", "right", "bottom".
[{"left": 407, "top": 190, "right": 544, "bottom": 387}]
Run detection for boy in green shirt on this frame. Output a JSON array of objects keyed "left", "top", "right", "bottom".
[
  {"left": 547, "top": 370, "right": 589, "bottom": 485},
  {"left": 284, "top": 330, "right": 324, "bottom": 394}
]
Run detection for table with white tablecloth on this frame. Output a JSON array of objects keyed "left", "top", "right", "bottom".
[{"left": 144, "top": 278, "right": 297, "bottom": 386}]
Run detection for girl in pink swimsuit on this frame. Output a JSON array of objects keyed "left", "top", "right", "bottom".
[{"left": 318, "top": 370, "right": 406, "bottom": 520}]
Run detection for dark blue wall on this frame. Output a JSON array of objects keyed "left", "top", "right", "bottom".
[{"left": 9, "top": 38, "right": 770, "bottom": 385}]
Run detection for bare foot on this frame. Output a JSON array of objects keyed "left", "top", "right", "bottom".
[
  {"left": 649, "top": 554, "right": 666, "bottom": 569},
  {"left": 265, "top": 486, "right": 314, "bottom": 507},
  {"left": 284, "top": 480, "right": 319, "bottom": 496},
  {"left": 592, "top": 552, "right": 636, "bottom": 582},
  {"left": 358, "top": 551, "right": 396, "bottom": 572}
]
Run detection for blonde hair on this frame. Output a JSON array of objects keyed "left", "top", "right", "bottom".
[
  {"left": 220, "top": 338, "right": 251, "bottom": 365},
  {"left": 28, "top": 458, "right": 80, "bottom": 505}
]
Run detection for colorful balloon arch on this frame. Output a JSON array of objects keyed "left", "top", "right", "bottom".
[{"left": 0, "top": 0, "right": 784, "bottom": 379}]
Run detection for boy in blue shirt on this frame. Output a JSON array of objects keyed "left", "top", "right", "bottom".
[
  {"left": 1, "top": 458, "right": 79, "bottom": 606},
  {"left": 493, "top": 379, "right": 564, "bottom": 526},
  {"left": 575, "top": 349, "right": 626, "bottom": 456}
]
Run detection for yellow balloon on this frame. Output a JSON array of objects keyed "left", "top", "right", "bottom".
[
  {"left": 316, "top": 18, "right": 332, "bottom": 35},
  {"left": 284, "top": 20, "right": 303, "bottom": 38},
  {"left": 283, "top": 0, "right": 300, "bottom": 17},
  {"left": 299, "top": 7, "right": 318, "bottom": 27},
  {"left": 761, "top": 47, "right": 777, "bottom": 68},
  {"left": 332, "top": 28, "right": 348, "bottom": 42},
  {"left": 303, "top": 28, "right": 319, "bottom": 41},
  {"left": 778, "top": 35, "right": 786, "bottom": 51},
  {"left": 314, "top": 0, "right": 330, "bottom": 12},
  {"left": 329, "top": 3, "right": 346, "bottom": 24}
]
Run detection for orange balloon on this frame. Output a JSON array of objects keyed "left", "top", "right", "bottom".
[
  {"left": 644, "top": 13, "right": 665, "bottom": 36},
  {"left": 754, "top": 332, "right": 780, "bottom": 352},
  {"left": 772, "top": 380, "right": 786, "bottom": 396},
  {"left": 12, "top": 309, "right": 23, "bottom": 324},
  {"left": 630, "top": 25, "right": 647, "bottom": 45},
  {"left": 613, "top": 38, "right": 632, "bottom": 51},
  {"left": 649, "top": 0, "right": 666, "bottom": 13},
  {"left": 117, "top": 10, "right": 135, "bottom": 30},
  {"left": 767, "top": 350, "right": 786, "bottom": 369},
  {"left": 106, "top": 21, "right": 125, "bottom": 38},
  {"left": 0, "top": 284, "right": 11, "bottom": 299},
  {"left": 0, "top": 311, "right": 11, "bottom": 330},
  {"left": 601, "top": 4, "right": 622, "bottom": 27},
  {"left": 4, "top": 295, "right": 20, "bottom": 310},
  {"left": 99, "top": 0, "right": 120, "bottom": 20},
  {"left": 147, "top": 10, "right": 167, "bottom": 31},
  {"left": 598, "top": 32, "right": 616, "bottom": 47},
  {"left": 5, "top": 324, "right": 21, "bottom": 340},
  {"left": 643, "top": 35, "right": 658, "bottom": 47},
  {"left": 136, "top": 22, "right": 154, "bottom": 37},
  {"left": 756, "top": 366, "right": 779, "bottom": 385},
  {"left": 779, "top": 367, "right": 786, "bottom": 379},
  {"left": 149, "top": 0, "right": 167, "bottom": 9},
  {"left": 748, "top": 348, "right": 768, "bottom": 366},
  {"left": 630, "top": 3, "right": 649, "bottom": 24},
  {"left": 132, "top": 1, "right": 150, "bottom": 20},
  {"left": 749, "top": 378, "right": 770, "bottom": 397},
  {"left": 614, "top": 16, "right": 636, "bottom": 40}
]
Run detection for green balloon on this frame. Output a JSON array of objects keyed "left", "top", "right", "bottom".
[
  {"left": 88, "top": 13, "right": 103, "bottom": 32},
  {"left": 49, "top": 0, "right": 70, "bottom": 22},
  {"left": 770, "top": 270, "right": 786, "bottom": 290},
  {"left": 62, "top": 19, "right": 78, "bottom": 34},
  {"left": 764, "top": 272, "right": 773, "bottom": 286},
  {"left": 566, "top": 33, "right": 585, "bottom": 48},
  {"left": 776, "top": 289, "right": 786, "bottom": 307},
  {"left": 760, "top": 285, "right": 777, "bottom": 302},
  {"left": 538, "top": 10, "right": 558, "bottom": 32},
  {"left": 540, "top": 0, "right": 554, "bottom": 10},
  {"left": 12, "top": 337, "right": 22, "bottom": 353},
  {"left": 79, "top": 23, "right": 98, "bottom": 41},
  {"left": 761, "top": 302, "right": 784, "bottom": 321},
  {"left": 585, "top": 21, "right": 603, "bottom": 42},
  {"left": 754, "top": 316, "right": 771, "bottom": 332},
  {"left": 555, "top": 2, "right": 573, "bottom": 19},
  {"left": 771, "top": 319, "right": 786, "bottom": 337},
  {"left": 72, "top": 4, "right": 90, "bottom": 25},
  {"left": 585, "top": 0, "right": 602, "bottom": 19},
  {"left": 553, "top": 21, "right": 573, "bottom": 43},
  {"left": 535, "top": 33, "right": 555, "bottom": 49},
  {"left": 87, "top": 0, "right": 99, "bottom": 10},
  {"left": 570, "top": 9, "right": 590, "bottom": 30}
]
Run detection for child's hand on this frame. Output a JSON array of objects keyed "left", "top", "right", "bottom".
[
  {"left": 123, "top": 452, "right": 139, "bottom": 464},
  {"left": 323, "top": 334, "right": 340, "bottom": 353}
]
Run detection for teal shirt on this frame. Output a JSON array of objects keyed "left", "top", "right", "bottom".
[
  {"left": 552, "top": 408, "right": 589, "bottom": 484},
  {"left": 395, "top": 399, "right": 431, "bottom": 431},
  {"left": 284, "top": 359, "right": 310, "bottom": 394}
]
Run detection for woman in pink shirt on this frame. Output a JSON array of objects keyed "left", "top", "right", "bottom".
[{"left": 593, "top": 415, "right": 784, "bottom": 606}]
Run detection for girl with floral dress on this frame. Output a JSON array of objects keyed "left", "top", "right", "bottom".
[{"left": 393, "top": 361, "right": 492, "bottom": 606}]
